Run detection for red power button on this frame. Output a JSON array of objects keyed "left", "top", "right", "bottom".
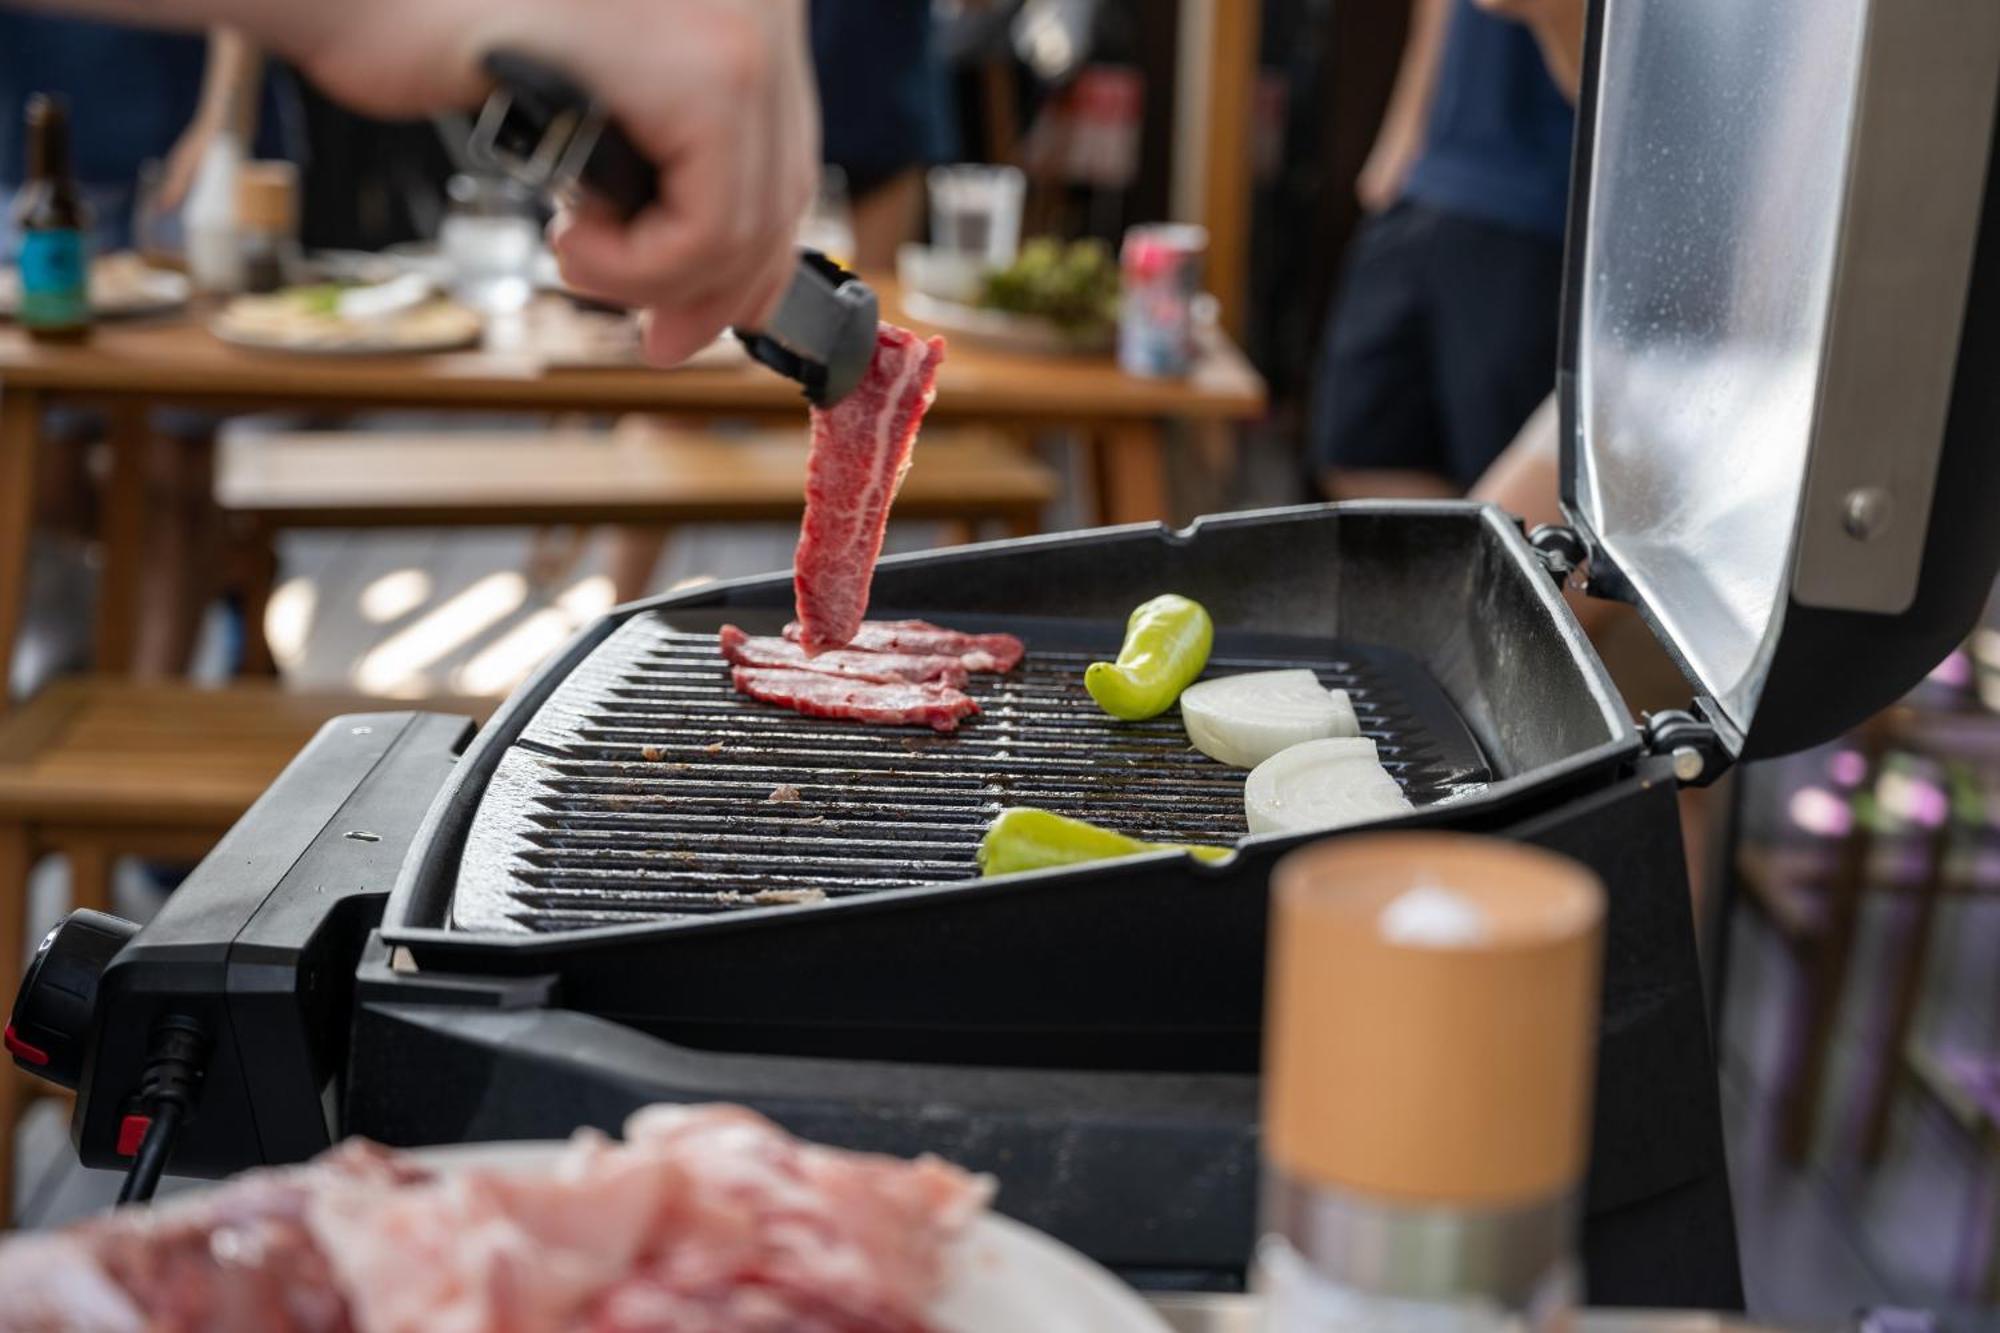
[
  {"left": 3, "top": 1022, "right": 48, "bottom": 1067},
  {"left": 116, "top": 1114, "right": 152, "bottom": 1158}
]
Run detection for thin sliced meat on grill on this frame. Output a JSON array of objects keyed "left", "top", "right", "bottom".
[
  {"left": 783, "top": 618, "right": 1025, "bottom": 673},
  {"left": 731, "top": 666, "right": 980, "bottom": 732},
  {"left": 719, "top": 623, "right": 969, "bottom": 686},
  {"left": 792, "top": 326, "right": 947, "bottom": 654}
]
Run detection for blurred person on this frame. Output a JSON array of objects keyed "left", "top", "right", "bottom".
[
  {"left": 0, "top": 18, "right": 277, "bottom": 254},
  {"left": 813, "top": 0, "right": 955, "bottom": 270},
  {"left": 1455, "top": 3, "right": 1718, "bottom": 918},
  {"left": 19, "top": 0, "right": 821, "bottom": 366},
  {"left": 1310, "top": 0, "right": 1578, "bottom": 501}
]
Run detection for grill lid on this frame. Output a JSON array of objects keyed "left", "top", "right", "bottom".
[{"left": 1560, "top": 0, "right": 2000, "bottom": 760}]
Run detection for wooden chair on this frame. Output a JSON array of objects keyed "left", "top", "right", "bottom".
[
  {"left": 216, "top": 421, "right": 1057, "bottom": 533},
  {"left": 1735, "top": 696, "right": 2000, "bottom": 1166},
  {"left": 0, "top": 678, "right": 485, "bottom": 1225},
  {"left": 1733, "top": 707, "right": 1930, "bottom": 1163},
  {"left": 1904, "top": 1041, "right": 2000, "bottom": 1301}
]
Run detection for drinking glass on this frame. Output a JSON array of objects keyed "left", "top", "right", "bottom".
[{"left": 927, "top": 164, "right": 1026, "bottom": 267}]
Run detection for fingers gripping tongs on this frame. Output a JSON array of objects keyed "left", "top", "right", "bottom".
[{"left": 468, "top": 50, "right": 878, "bottom": 407}]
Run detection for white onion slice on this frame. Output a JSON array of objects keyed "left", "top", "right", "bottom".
[
  {"left": 1179, "top": 670, "right": 1359, "bottom": 768},
  {"left": 1244, "top": 737, "right": 1413, "bottom": 836}
]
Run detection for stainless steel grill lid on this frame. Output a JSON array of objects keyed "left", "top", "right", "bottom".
[{"left": 1559, "top": 0, "right": 2000, "bottom": 759}]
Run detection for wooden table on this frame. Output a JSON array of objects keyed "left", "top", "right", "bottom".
[{"left": 0, "top": 289, "right": 1265, "bottom": 680}]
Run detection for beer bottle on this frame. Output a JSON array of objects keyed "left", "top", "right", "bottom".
[{"left": 12, "top": 94, "right": 92, "bottom": 342}]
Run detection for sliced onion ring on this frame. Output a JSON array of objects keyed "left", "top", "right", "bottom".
[
  {"left": 1244, "top": 737, "right": 1413, "bottom": 836},
  {"left": 1179, "top": 669, "right": 1358, "bottom": 768}
]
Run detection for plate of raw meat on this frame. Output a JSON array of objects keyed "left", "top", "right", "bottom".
[{"left": 0, "top": 1103, "right": 1169, "bottom": 1333}]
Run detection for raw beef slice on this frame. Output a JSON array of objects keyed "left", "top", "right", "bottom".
[
  {"left": 718, "top": 623, "right": 970, "bottom": 686},
  {"left": 782, "top": 619, "right": 1025, "bottom": 674},
  {"left": 731, "top": 666, "right": 980, "bottom": 732},
  {"left": 793, "top": 326, "right": 946, "bottom": 654}
]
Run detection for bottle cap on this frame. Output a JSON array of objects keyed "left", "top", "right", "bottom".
[
  {"left": 236, "top": 161, "right": 298, "bottom": 234},
  {"left": 1264, "top": 833, "right": 1604, "bottom": 1207}
]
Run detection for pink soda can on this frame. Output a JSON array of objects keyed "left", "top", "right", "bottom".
[{"left": 1118, "top": 223, "right": 1208, "bottom": 378}]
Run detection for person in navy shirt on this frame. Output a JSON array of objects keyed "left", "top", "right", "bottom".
[{"left": 1312, "top": 0, "right": 1583, "bottom": 499}]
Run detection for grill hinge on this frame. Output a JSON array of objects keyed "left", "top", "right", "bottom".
[
  {"left": 1528, "top": 524, "right": 1590, "bottom": 586},
  {"left": 1642, "top": 704, "right": 1734, "bottom": 787}
]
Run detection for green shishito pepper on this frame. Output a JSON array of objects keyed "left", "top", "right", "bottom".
[
  {"left": 1084, "top": 594, "right": 1214, "bottom": 721},
  {"left": 977, "top": 807, "right": 1231, "bottom": 877}
]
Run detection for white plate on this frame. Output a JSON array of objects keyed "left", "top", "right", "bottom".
[
  {"left": 413, "top": 1140, "right": 1171, "bottom": 1332},
  {"left": 0, "top": 254, "right": 188, "bottom": 319},
  {"left": 901, "top": 289, "right": 1114, "bottom": 357},
  {"left": 210, "top": 295, "right": 485, "bottom": 356}
]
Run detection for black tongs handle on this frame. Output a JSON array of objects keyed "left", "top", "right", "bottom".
[
  {"left": 480, "top": 50, "right": 655, "bottom": 219},
  {"left": 475, "top": 50, "right": 880, "bottom": 406}
]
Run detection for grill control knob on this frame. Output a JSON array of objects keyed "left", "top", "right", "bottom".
[{"left": 6, "top": 910, "right": 138, "bottom": 1089}]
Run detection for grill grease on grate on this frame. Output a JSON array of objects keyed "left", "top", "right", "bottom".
[{"left": 452, "top": 614, "right": 1489, "bottom": 933}]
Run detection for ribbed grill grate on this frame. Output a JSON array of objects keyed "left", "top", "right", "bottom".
[{"left": 451, "top": 613, "right": 1490, "bottom": 933}]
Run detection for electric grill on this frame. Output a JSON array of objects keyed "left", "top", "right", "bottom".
[{"left": 14, "top": 0, "right": 2000, "bottom": 1310}]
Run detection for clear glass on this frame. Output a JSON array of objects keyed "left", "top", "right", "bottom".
[
  {"left": 927, "top": 163, "right": 1026, "bottom": 266},
  {"left": 132, "top": 159, "right": 183, "bottom": 268},
  {"left": 440, "top": 174, "right": 540, "bottom": 314},
  {"left": 1574, "top": 0, "right": 1871, "bottom": 729},
  {"left": 796, "top": 166, "right": 856, "bottom": 267}
]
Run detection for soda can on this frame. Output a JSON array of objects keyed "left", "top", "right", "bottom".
[{"left": 1118, "top": 223, "right": 1208, "bottom": 378}]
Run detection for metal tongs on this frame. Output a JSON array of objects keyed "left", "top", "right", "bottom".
[{"left": 467, "top": 50, "right": 879, "bottom": 407}]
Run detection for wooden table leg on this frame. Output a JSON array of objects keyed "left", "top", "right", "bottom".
[
  {"left": 1091, "top": 422, "right": 1172, "bottom": 527},
  {"left": 93, "top": 403, "right": 147, "bottom": 674},
  {"left": 1859, "top": 815, "right": 1952, "bottom": 1162},
  {"left": 1779, "top": 785, "right": 1872, "bottom": 1164},
  {"left": 62, "top": 840, "right": 114, "bottom": 917},
  {"left": 0, "top": 390, "right": 41, "bottom": 705}
]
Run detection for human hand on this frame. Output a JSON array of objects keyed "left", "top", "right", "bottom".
[
  {"left": 156, "top": 113, "right": 215, "bottom": 214},
  {"left": 285, "top": 0, "right": 818, "bottom": 366},
  {"left": 532, "top": 0, "right": 819, "bottom": 365},
  {"left": 1356, "top": 125, "right": 1420, "bottom": 213}
]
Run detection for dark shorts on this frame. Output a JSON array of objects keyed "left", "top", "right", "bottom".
[
  {"left": 1310, "top": 202, "right": 1564, "bottom": 491},
  {"left": 812, "top": 0, "right": 954, "bottom": 198}
]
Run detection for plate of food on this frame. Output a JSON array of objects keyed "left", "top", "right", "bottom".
[
  {"left": 0, "top": 251, "right": 189, "bottom": 320},
  {"left": 0, "top": 1103, "right": 1170, "bottom": 1333},
  {"left": 900, "top": 237, "right": 1118, "bottom": 356},
  {"left": 211, "top": 279, "right": 484, "bottom": 355}
]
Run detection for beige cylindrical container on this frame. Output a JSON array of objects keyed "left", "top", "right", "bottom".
[
  {"left": 235, "top": 161, "right": 300, "bottom": 294},
  {"left": 1258, "top": 833, "right": 1605, "bottom": 1332}
]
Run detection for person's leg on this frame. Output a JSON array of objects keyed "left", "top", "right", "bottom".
[
  {"left": 1307, "top": 205, "right": 1452, "bottom": 500},
  {"left": 1423, "top": 213, "right": 1566, "bottom": 491},
  {"left": 847, "top": 168, "right": 924, "bottom": 272}
]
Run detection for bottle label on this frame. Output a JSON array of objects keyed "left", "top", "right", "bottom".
[{"left": 18, "top": 230, "right": 89, "bottom": 327}]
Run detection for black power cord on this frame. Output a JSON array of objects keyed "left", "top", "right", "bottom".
[{"left": 116, "top": 1016, "right": 208, "bottom": 1207}]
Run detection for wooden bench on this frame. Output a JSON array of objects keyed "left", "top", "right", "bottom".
[
  {"left": 0, "top": 678, "right": 487, "bottom": 1225},
  {"left": 216, "top": 421, "right": 1057, "bottom": 533},
  {"left": 216, "top": 421, "right": 1061, "bottom": 628}
]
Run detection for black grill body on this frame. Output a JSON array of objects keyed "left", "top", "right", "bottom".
[{"left": 51, "top": 505, "right": 1742, "bottom": 1307}]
